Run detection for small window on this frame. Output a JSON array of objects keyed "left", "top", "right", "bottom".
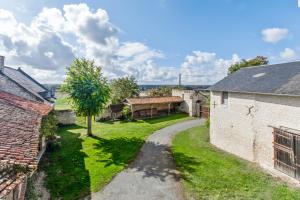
[{"left": 221, "top": 92, "right": 228, "bottom": 105}]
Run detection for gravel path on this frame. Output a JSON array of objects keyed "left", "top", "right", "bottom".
[{"left": 91, "top": 118, "right": 204, "bottom": 200}]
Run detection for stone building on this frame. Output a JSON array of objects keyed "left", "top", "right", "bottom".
[
  {"left": 0, "top": 56, "right": 54, "bottom": 103},
  {"left": 0, "top": 91, "right": 53, "bottom": 199},
  {"left": 172, "top": 89, "right": 209, "bottom": 117},
  {"left": 209, "top": 61, "right": 300, "bottom": 183}
]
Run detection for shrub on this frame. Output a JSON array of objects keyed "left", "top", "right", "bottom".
[
  {"left": 122, "top": 105, "right": 132, "bottom": 121},
  {"left": 41, "top": 111, "right": 58, "bottom": 139},
  {"left": 205, "top": 117, "right": 210, "bottom": 128}
]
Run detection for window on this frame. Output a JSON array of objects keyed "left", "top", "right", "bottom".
[
  {"left": 221, "top": 92, "right": 228, "bottom": 105},
  {"left": 273, "top": 127, "right": 300, "bottom": 179}
]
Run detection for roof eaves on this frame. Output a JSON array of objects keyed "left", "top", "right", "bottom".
[{"left": 210, "top": 89, "right": 300, "bottom": 98}]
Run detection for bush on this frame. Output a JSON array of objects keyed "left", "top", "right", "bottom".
[
  {"left": 205, "top": 118, "right": 210, "bottom": 128},
  {"left": 122, "top": 105, "right": 132, "bottom": 121},
  {"left": 41, "top": 111, "right": 58, "bottom": 139}
]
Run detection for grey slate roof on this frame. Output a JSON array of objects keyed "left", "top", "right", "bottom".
[
  {"left": 3, "top": 66, "right": 51, "bottom": 101},
  {"left": 209, "top": 61, "right": 300, "bottom": 96}
]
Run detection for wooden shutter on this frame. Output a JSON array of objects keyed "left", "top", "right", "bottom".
[{"left": 273, "top": 128, "right": 296, "bottom": 178}]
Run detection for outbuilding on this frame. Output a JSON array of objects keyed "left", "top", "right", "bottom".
[
  {"left": 209, "top": 61, "right": 300, "bottom": 182},
  {"left": 124, "top": 96, "right": 183, "bottom": 119}
]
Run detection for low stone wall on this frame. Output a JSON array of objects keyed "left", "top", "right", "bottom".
[{"left": 55, "top": 110, "right": 76, "bottom": 125}]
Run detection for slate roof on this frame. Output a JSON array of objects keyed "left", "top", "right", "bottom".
[
  {"left": 125, "top": 96, "right": 183, "bottom": 105},
  {"left": 3, "top": 66, "right": 51, "bottom": 101},
  {"left": 0, "top": 91, "right": 52, "bottom": 169},
  {"left": 209, "top": 61, "right": 300, "bottom": 96}
]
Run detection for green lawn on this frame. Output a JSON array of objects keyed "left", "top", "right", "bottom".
[
  {"left": 41, "top": 113, "right": 192, "bottom": 200},
  {"left": 54, "top": 97, "right": 71, "bottom": 110},
  {"left": 172, "top": 125, "right": 300, "bottom": 200}
]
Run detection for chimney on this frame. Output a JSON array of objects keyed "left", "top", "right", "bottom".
[{"left": 0, "top": 56, "right": 4, "bottom": 73}]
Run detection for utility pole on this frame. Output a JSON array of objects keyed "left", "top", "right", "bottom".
[
  {"left": 178, "top": 73, "right": 203, "bottom": 87},
  {"left": 178, "top": 73, "right": 182, "bottom": 87}
]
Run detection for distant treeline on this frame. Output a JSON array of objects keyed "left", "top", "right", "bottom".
[{"left": 43, "top": 84, "right": 211, "bottom": 91}]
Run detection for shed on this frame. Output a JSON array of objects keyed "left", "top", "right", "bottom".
[{"left": 124, "top": 96, "right": 183, "bottom": 118}]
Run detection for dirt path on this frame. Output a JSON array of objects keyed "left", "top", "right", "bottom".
[{"left": 91, "top": 119, "right": 204, "bottom": 200}]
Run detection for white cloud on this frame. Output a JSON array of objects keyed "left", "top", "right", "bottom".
[
  {"left": 180, "top": 51, "right": 240, "bottom": 84},
  {"left": 262, "top": 28, "right": 288, "bottom": 43},
  {"left": 0, "top": 4, "right": 239, "bottom": 85},
  {"left": 280, "top": 48, "right": 298, "bottom": 61},
  {"left": 0, "top": 4, "right": 181, "bottom": 84}
]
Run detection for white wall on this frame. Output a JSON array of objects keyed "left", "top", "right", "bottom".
[
  {"left": 172, "top": 89, "right": 205, "bottom": 116},
  {"left": 210, "top": 91, "right": 300, "bottom": 169}
]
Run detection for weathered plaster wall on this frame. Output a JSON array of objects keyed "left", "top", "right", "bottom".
[
  {"left": 172, "top": 89, "right": 206, "bottom": 117},
  {"left": 55, "top": 110, "right": 76, "bottom": 125},
  {"left": 210, "top": 91, "right": 300, "bottom": 170},
  {"left": 0, "top": 74, "right": 40, "bottom": 102}
]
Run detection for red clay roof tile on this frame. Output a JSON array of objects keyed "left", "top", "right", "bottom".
[
  {"left": 0, "top": 91, "right": 53, "bottom": 116},
  {"left": 126, "top": 96, "right": 183, "bottom": 105}
]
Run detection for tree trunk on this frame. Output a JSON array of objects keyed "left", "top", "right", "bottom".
[{"left": 87, "top": 115, "right": 92, "bottom": 136}]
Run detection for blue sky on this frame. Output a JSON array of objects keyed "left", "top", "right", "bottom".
[{"left": 0, "top": 0, "right": 299, "bottom": 84}]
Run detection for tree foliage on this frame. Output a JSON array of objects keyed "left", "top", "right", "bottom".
[
  {"left": 110, "top": 76, "right": 139, "bottom": 104},
  {"left": 41, "top": 111, "right": 58, "bottom": 139},
  {"left": 61, "top": 58, "right": 110, "bottom": 136},
  {"left": 228, "top": 56, "right": 268, "bottom": 74},
  {"left": 122, "top": 105, "right": 132, "bottom": 121},
  {"left": 149, "top": 86, "right": 172, "bottom": 97}
]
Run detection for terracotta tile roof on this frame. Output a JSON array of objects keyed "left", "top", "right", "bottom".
[
  {"left": 0, "top": 91, "right": 53, "bottom": 169},
  {"left": 126, "top": 96, "right": 183, "bottom": 105},
  {"left": 0, "top": 164, "right": 26, "bottom": 198},
  {"left": 0, "top": 91, "right": 53, "bottom": 116}
]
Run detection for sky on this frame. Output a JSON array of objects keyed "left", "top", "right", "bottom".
[{"left": 0, "top": 0, "right": 299, "bottom": 85}]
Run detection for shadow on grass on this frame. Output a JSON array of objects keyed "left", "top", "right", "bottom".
[
  {"left": 40, "top": 124, "right": 91, "bottom": 200},
  {"left": 91, "top": 135, "right": 144, "bottom": 167},
  {"left": 92, "top": 134, "right": 199, "bottom": 182}
]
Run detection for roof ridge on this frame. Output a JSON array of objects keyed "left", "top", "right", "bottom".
[
  {"left": 240, "top": 60, "right": 300, "bottom": 70},
  {"left": 17, "top": 68, "right": 49, "bottom": 91},
  {"left": 1, "top": 73, "right": 45, "bottom": 102}
]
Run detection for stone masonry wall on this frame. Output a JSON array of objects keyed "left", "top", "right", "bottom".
[
  {"left": 0, "top": 74, "right": 40, "bottom": 102},
  {"left": 56, "top": 110, "right": 76, "bottom": 125},
  {"left": 210, "top": 91, "right": 300, "bottom": 171}
]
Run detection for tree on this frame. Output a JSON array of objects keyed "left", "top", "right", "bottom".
[
  {"left": 110, "top": 76, "right": 139, "bottom": 104},
  {"left": 228, "top": 56, "right": 268, "bottom": 74},
  {"left": 61, "top": 58, "right": 110, "bottom": 136},
  {"left": 149, "top": 86, "right": 172, "bottom": 97}
]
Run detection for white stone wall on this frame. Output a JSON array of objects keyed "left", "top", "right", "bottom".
[
  {"left": 210, "top": 91, "right": 300, "bottom": 170},
  {"left": 56, "top": 110, "right": 76, "bottom": 125},
  {"left": 172, "top": 89, "right": 206, "bottom": 116},
  {"left": 172, "top": 89, "right": 194, "bottom": 116}
]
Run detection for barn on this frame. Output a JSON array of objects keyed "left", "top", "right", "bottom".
[{"left": 209, "top": 61, "right": 300, "bottom": 182}]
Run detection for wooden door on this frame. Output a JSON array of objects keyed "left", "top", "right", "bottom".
[
  {"left": 273, "top": 128, "right": 296, "bottom": 178},
  {"left": 294, "top": 135, "right": 300, "bottom": 179}
]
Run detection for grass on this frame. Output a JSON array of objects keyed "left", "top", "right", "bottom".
[
  {"left": 172, "top": 125, "right": 300, "bottom": 200},
  {"left": 54, "top": 97, "right": 71, "bottom": 110},
  {"left": 41, "top": 109, "right": 192, "bottom": 199}
]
